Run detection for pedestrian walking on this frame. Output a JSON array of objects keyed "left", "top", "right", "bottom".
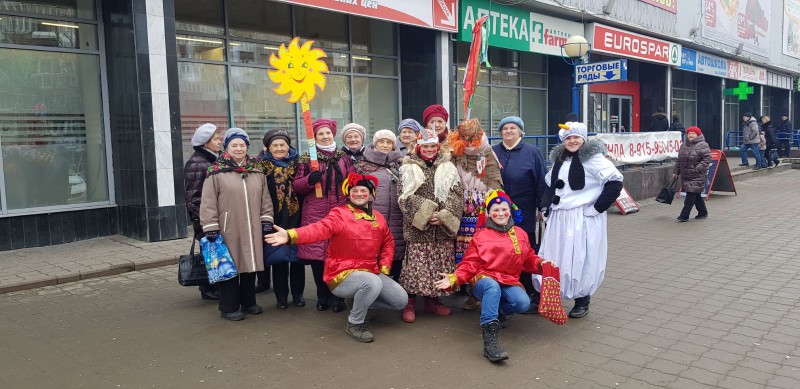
[
  {"left": 536, "top": 121, "right": 623, "bottom": 318},
  {"left": 184, "top": 123, "right": 222, "bottom": 301},
  {"left": 265, "top": 173, "right": 407, "bottom": 343},
  {"left": 739, "top": 112, "right": 765, "bottom": 169},
  {"left": 673, "top": 126, "right": 711, "bottom": 222},
  {"left": 200, "top": 128, "right": 275, "bottom": 321},
  {"left": 397, "top": 127, "right": 464, "bottom": 322},
  {"left": 669, "top": 113, "right": 686, "bottom": 135},
  {"left": 434, "top": 189, "right": 552, "bottom": 363},
  {"left": 355, "top": 130, "right": 406, "bottom": 282},
  {"left": 293, "top": 119, "right": 355, "bottom": 313},
  {"left": 760, "top": 116, "right": 779, "bottom": 168},
  {"left": 492, "top": 116, "right": 548, "bottom": 312},
  {"left": 257, "top": 128, "right": 305, "bottom": 310},
  {"left": 776, "top": 114, "right": 793, "bottom": 158}
]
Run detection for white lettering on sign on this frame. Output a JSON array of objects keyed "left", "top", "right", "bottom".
[
  {"left": 595, "top": 132, "right": 683, "bottom": 164},
  {"left": 603, "top": 33, "right": 669, "bottom": 59}
]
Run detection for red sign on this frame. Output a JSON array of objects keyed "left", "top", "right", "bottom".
[
  {"left": 639, "top": 0, "right": 677, "bottom": 14},
  {"left": 273, "top": 0, "right": 457, "bottom": 32},
  {"left": 590, "top": 24, "right": 680, "bottom": 65}
]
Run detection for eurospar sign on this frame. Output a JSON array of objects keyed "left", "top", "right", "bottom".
[
  {"left": 589, "top": 23, "right": 681, "bottom": 66},
  {"left": 459, "top": 0, "right": 583, "bottom": 56},
  {"left": 274, "top": 0, "right": 458, "bottom": 32}
]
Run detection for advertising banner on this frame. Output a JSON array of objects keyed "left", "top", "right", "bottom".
[
  {"left": 575, "top": 59, "right": 628, "bottom": 85},
  {"left": 638, "top": 0, "right": 677, "bottom": 14},
  {"left": 695, "top": 51, "right": 728, "bottom": 78},
  {"left": 273, "top": 0, "right": 458, "bottom": 32},
  {"left": 784, "top": 0, "right": 800, "bottom": 59},
  {"left": 679, "top": 48, "right": 697, "bottom": 71},
  {"left": 726, "top": 61, "right": 767, "bottom": 84},
  {"left": 594, "top": 131, "right": 683, "bottom": 165},
  {"left": 589, "top": 23, "right": 681, "bottom": 66},
  {"left": 702, "top": 0, "right": 771, "bottom": 56},
  {"left": 458, "top": 0, "right": 583, "bottom": 56}
]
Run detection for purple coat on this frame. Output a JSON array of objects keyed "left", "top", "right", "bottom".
[{"left": 292, "top": 148, "right": 355, "bottom": 261}]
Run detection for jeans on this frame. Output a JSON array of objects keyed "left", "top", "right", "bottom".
[
  {"left": 740, "top": 143, "right": 764, "bottom": 167},
  {"left": 331, "top": 271, "right": 407, "bottom": 324},
  {"left": 472, "top": 277, "right": 531, "bottom": 325},
  {"left": 679, "top": 192, "right": 708, "bottom": 220}
]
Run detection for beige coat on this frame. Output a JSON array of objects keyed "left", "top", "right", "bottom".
[{"left": 200, "top": 170, "right": 274, "bottom": 273}]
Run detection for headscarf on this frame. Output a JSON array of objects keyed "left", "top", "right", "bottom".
[{"left": 207, "top": 152, "right": 259, "bottom": 178}]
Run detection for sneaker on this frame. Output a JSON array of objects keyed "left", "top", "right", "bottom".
[
  {"left": 676, "top": 217, "right": 688, "bottom": 222},
  {"left": 738, "top": 163, "right": 749, "bottom": 166},
  {"left": 695, "top": 214, "right": 708, "bottom": 220},
  {"left": 774, "top": 160, "right": 780, "bottom": 167},
  {"left": 345, "top": 322, "right": 374, "bottom": 343},
  {"left": 753, "top": 166, "right": 761, "bottom": 170}
]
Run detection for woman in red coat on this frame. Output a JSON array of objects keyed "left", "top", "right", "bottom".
[
  {"left": 435, "top": 190, "right": 552, "bottom": 362},
  {"left": 266, "top": 173, "right": 407, "bottom": 343}
]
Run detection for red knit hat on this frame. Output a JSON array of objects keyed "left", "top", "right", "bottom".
[
  {"left": 312, "top": 118, "right": 337, "bottom": 136},
  {"left": 422, "top": 105, "right": 448, "bottom": 125},
  {"left": 686, "top": 126, "right": 702, "bottom": 136}
]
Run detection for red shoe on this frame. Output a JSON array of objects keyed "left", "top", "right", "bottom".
[
  {"left": 424, "top": 296, "right": 452, "bottom": 316},
  {"left": 401, "top": 297, "right": 416, "bottom": 323}
]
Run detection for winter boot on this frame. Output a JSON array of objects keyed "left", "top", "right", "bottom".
[
  {"left": 401, "top": 297, "right": 416, "bottom": 323},
  {"left": 498, "top": 313, "right": 512, "bottom": 329},
  {"left": 522, "top": 290, "right": 540, "bottom": 315},
  {"left": 424, "top": 296, "right": 452, "bottom": 316},
  {"left": 345, "top": 321, "right": 374, "bottom": 343},
  {"left": 481, "top": 320, "right": 509, "bottom": 362},
  {"left": 569, "top": 295, "right": 590, "bottom": 318}
]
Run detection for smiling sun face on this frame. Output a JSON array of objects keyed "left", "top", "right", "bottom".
[{"left": 268, "top": 38, "right": 329, "bottom": 103}]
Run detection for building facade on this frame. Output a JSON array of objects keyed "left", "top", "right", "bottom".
[{"left": 0, "top": 0, "right": 797, "bottom": 250}]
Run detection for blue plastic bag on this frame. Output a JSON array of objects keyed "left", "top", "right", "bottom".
[{"left": 200, "top": 235, "right": 238, "bottom": 284}]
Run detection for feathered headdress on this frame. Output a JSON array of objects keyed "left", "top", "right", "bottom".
[
  {"left": 341, "top": 172, "right": 379, "bottom": 197},
  {"left": 476, "top": 189, "right": 522, "bottom": 227}
]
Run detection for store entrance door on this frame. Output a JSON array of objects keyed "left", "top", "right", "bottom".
[{"left": 608, "top": 95, "right": 632, "bottom": 132}]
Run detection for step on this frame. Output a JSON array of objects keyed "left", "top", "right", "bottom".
[{"left": 730, "top": 160, "right": 793, "bottom": 182}]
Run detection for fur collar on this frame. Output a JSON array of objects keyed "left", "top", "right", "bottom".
[
  {"left": 549, "top": 139, "right": 607, "bottom": 164},
  {"left": 398, "top": 153, "right": 459, "bottom": 203}
]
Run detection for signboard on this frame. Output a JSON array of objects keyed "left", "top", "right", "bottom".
[
  {"left": 589, "top": 23, "right": 681, "bottom": 66},
  {"left": 575, "top": 59, "right": 628, "bottom": 85},
  {"left": 784, "top": 0, "right": 800, "bottom": 59},
  {"left": 679, "top": 48, "right": 697, "bottom": 71},
  {"left": 695, "top": 51, "right": 728, "bottom": 78},
  {"left": 680, "top": 149, "right": 736, "bottom": 199},
  {"left": 273, "top": 0, "right": 458, "bottom": 32},
  {"left": 458, "top": 0, "right": 583, "bottom": 56},
  {"left": 613, "top": 187, "right": 640, "bottom": 215},
  {"left": 638, "top": 0, "right": 677, "bottom": 14},
  {"left": 594, "top": 131, "right": 683, "bottom": 165},
  {"left": 702, "top": 0, "right": 771, "bottom": 56},
  {"left": 727, "top": 61, "right": 767, "bottom": 85}
]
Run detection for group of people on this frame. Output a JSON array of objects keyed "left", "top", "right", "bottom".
[
  {"left": 739, "top": 112, "right": 793, "bottom": 170},
  {"left": 184, "top": 104, "right": 624, "bottom": 362}
]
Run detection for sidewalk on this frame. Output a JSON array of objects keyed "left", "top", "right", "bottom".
[{"left": 0, "top": 162, "right": 796, "bottom": 294}]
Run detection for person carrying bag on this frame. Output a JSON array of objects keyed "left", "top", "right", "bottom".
[{"left": 656, "top": 177, "right": 678, "bottom": 205}]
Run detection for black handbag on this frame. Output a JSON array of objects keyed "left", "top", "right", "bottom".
[
  {"left": 263, "top": 243, "right": 299, "bottom": 266},
  {"left": 769, "top": 149, "right": 779, "bottom": 162},
  {"left": 656, "top": 178, "right": 678, "bottom": 205},
  {"left": 178, "top": 239, "right": 209, "bottom": 286}
]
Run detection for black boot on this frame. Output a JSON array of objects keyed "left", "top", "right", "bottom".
[
  {"left": 331, "top": 296, "right": 346, "bottom": 313},
  {"left": 569, "top": 295, "right": 590, "bottom": 318},
  {"left": 481, "top": 320, "right": 509, "bottom": 362},
  {"left": 522, "top": 290, "right": 540, "bottom": 315}
]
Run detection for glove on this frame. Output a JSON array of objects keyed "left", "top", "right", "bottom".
[
  {"left": 307, "top": 170, "right": 323, "bottom": 185},
  {"left": 583, "top": 205, "right": 600, "bottom": 217},
  {"left": 262, "top": 222, "right": 274, "bottom": 233},
  {"left": 205, "top": 231, "right": 219, "bottom": 242}
]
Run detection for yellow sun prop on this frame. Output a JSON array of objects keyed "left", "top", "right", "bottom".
[{"left": 268, "top": 38, "right": 329, "bottom": 103}]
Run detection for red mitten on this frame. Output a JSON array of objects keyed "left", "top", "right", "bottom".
[{"left": 538, "top": 262, "right": 568, "bottom": 325}]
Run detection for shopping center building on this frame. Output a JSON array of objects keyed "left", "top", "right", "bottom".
[{"left": 1, "top": 0, "right": 797, "bottom": 249}]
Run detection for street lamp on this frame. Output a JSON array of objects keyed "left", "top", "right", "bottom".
[{"left": 561, "top": 35, "right": 591, "bottom": 118}]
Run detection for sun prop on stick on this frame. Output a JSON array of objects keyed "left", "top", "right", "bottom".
[{"left": 268, "top": 38, "right": 329, "bottom": 198}]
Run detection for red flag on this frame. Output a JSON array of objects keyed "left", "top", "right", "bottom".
[{"left": 463, "top": 16, "right": 488, "bottom": 118}]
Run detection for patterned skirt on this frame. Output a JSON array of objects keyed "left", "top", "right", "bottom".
[
  {"left": 455, "top": 189, "right": 486, "bottom": 263},
  {"left": 400, "top": 240, "right": 455, "bottom": 296}
]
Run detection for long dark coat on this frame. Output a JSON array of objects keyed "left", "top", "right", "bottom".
[{"left": 674, "top": 135, "right": 711, "bottom": 193}]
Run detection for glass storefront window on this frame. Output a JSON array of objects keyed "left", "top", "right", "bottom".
[
  {"left": 456, "top": 84, "right": 489, "bottom": 125},
  {"left": 0, "top": 49, "right": 108, "bottom": 210},
  {"left": 353, "top": 76, "right": 398, "bottom": 138},
  {"left": 352, "top": 56, "right": 396, "bottom": 76},
  {"left": 177, "top": 34, "right": 226, "bottom": 61},
  {"left": 230, "top": 66, "right": 297, "bottom": 150},
  {"left": 295, "top": 7, "right": 348, "bottom": 51},
  {"left": 228, "top": 41, "right": 276, "bottom": 66},
  {"left": 0, "top": 15, "right": 97, "bottom": 50},
  {"left": 521, "top": 89, "right": 547, "bottom": 136},
  {"left": 490, "top": 88, "right": 519, "bottom": 137},
  {"left": 310, "top": 74, "right": 351, "bottom": 145},
  {"left": 175, "top": 0, "right": 224, "bottom": 35},
  {"left": 0, "top": 0, "right": 95, "bottom": 19},
  {"left": 227, "top": 0, "right": 291, "bottom": 43},
  {"left": 350, "top": 17, "right": 395, "bottom": 56},
  {"left": 672, "top": 70, "right": 697, "bottom": 128},
  {"left": 178, "top": 63, "right": 229, "bottom": 161},
  {"left": 323, "top": 52, "right": 350, "bottom": 73}
]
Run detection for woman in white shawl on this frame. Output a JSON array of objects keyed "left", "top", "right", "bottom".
[{"left": 535, "top": 122, "right": 623, "bottom": 318}]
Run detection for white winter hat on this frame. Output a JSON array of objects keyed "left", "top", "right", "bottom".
[
  {"left": 372, "top": 129, "right": 397, "bottom": 146},
  {"left": 191, "top": 123, "right": 217, "bottom": 146},
  {"left": 558, "top": 121, "right": 588, "bottom": 142}
]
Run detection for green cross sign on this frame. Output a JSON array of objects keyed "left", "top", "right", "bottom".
[{"left": 725, "top": 81, "right": 754, "bottom": 100}]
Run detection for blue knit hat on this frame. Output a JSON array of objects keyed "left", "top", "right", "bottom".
[
  {"left": 497, "top": 116, "right": 524, "bottom": 133},
  {"left": 397, "top": 118, "right": 423, "bottom": 134},
  {"left": 224, "top": 128, "right": 250, "bottom": 149}
]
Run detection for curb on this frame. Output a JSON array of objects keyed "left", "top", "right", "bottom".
[{"left": 0, "top": 257, "right": 178, "bottom": 294}]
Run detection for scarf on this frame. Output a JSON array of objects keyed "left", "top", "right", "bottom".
[
  {"left": 258, "top": 150, "right": 300, "bottom": 220},
  {"left": 486, "top": 218, "right": 514, "bottom": 232},
  {"left": 259, "top": 148, "right": 299, "bottom": 168},
  {"left": 346, "top": 200, "right": 373, "bottom": 217},
  {"left": 207, "top": 152, "right": 259, "bottom": 178},
  {"left": 317, "top": 143, "right": 337, "bottom": 153},
  {"left": 313, "top": 149, "right": 347, "bottom": 198},
  {"left": 551, "top": 149, "right": 585, "bottom": 191}
]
